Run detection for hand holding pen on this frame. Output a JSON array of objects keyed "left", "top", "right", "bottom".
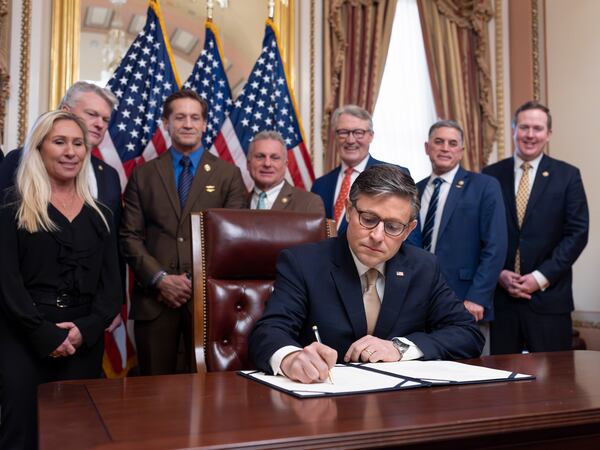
[{"left": 279, "top": 327, "right": 337, "bottom": 384}]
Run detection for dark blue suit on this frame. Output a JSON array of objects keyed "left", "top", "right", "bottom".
[
  {"left": 311, "top": 156, "right": 410, "bottom": 234},
  {"left": 416, "top": 167, "right": 507, "bottom": 321},
  {"left": 0, "top": 148, "right": 121, "bottom": 224},
  {"left": 249, "top": 235, "right": 484, "bottom": 373},
  {"left": 482, "top": 155, "right": 589, "bottom": 352}
]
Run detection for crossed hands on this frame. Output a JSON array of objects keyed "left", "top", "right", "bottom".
[
  {"left": 280, "top": 336, "right": 402, "bottom": 384},
  {"left": 498, "top": 270, "right": 540, "bottom": 300},
  {"left": 50, "top": 322, "right": 83, "bottom": 358},
  {"left": 157, "top": 274, "right": 192, "bottom": 308}
]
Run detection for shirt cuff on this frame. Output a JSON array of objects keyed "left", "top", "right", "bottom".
[
  {"left": 270, "top": 345, "right": 302, "bottom": 375},
  {"left": 395, "top": 337, "right": 424, "bottom": 361},
  {"left": 532, "top": 270, "right": 550, "bottom": 291}
]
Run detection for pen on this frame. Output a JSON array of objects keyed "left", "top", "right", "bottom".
[{"left": 312, "top": 325, "right": 334, "bottom": 384}]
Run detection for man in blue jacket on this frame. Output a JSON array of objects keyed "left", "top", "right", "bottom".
[
  {"left": 311, "top": 105, "right": 409, "bottom": 234},
  {"left": 416, "top": 120, "right": 507, "bottom": 354}
]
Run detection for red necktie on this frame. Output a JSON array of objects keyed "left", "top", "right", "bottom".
[{"left": 333, "top": 167, "right": 353, "bottom": 224}]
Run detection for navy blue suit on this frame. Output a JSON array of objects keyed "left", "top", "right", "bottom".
[
  {"left": 249, "top": 235, "right": 484, "bottom": 373},
  {"left": 416, "top": 167, "right": 507, "bottom": 321},
  {"left": 483, "top": 155, "right": 589, "bottom": 352},
  {"left": 311, "top": 156, "right": 410, "bottom": 234},
  {"left": 0, "top": 148, "right": 121, "bottom": 224}
]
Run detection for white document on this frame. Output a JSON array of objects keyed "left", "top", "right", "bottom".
[{"left": 363, "top": 360, "right": 533, "bottom": 384}]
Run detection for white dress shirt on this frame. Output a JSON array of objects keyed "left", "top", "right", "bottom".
[
  {"left": 250, "top": 180, "right": 285, "bottom": 210},
  {"left": 419, "top": 164, "right": 460, "bottom": 253}
]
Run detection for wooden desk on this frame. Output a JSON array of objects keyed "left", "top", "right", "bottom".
[{"left": 39, "top": 351, "right": 600, "bottom": 449}]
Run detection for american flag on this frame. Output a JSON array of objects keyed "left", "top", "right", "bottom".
[
  {"left": 97, "top": 0, "right": 180, "bottom": 378},
  {"left": 183, "top": 20, "right": 233, "bottom": 150},
  {"left": 211, "top": 19, "right": 315, "bottom": 190},
  {"left": 96, "top": 0, "right": 180, "bottom": 190}
]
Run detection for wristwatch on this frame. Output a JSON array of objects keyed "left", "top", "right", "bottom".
[{"left": 391, "top": 337, "right": 410, "bottom": 360}]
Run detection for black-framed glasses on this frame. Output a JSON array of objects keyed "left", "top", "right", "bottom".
[
  {"left": 352, "top": 205, "right": 409, "bottom": 237},
  {"left": 335, "top": 128, "right": 371, "bottom": 140}
]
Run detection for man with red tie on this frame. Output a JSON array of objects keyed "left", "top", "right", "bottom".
[{"left": 311, "top": 105, "right": 410, "bottom": 234}]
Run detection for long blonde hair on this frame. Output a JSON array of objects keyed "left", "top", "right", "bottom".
[{"left": 16, "top": 110, "right": 109, "bottom": 233}]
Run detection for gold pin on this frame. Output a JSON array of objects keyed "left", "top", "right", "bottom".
[
  {"left": 204, "top": 164, "right": 211, "bottom": 172},
  {"left": 396, "top": 271, "right": 404, "bottom": 277},
  {"left": 542, "top": 171, "right": 549, "bottom": 177},
  {"left": 205, "top": 185, "right": 216, "bottom": 193},
  {"left": 456, "top": 180, "right": 464, "bottom": 188},
  {"left": 281, "top": 197, "right": 289, "bottom": 204}
]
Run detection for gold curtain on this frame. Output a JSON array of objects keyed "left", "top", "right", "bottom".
[
  {"left": 0, "top": 0, "right": 10, "bottom": 148},
  {"left": 322, "top": 0, "right": 397, "bottom": 172},
  {"left": 418, "top": 0, "right": 496, "bottom": 171}
]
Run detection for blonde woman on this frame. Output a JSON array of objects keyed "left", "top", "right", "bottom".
[{"left": 0, "top": 110, "right": 121, "bottom": 449}]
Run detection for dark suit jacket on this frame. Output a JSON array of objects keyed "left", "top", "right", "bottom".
[
  {"left": 249, "top": 235, "right": 484, "bottom": 373},
  {"left": 310, "top": 155, "right": 410, "bottom": 234},
  {"left": 120, "top": 150, "right": 246, "bottom": 321},
  {"left": 0, "top": 148, "right": 122, "bottom": 224},
  {"left": 482, "top": 155, "right": 589, "bottom": 314},
  {"left": 416, "top": 167, "right": 507, "bottom": 321},
  {"left": 247, "top": 180, "right": 325, "bottom": 215}
]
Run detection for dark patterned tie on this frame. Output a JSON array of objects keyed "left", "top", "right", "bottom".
[
  {"left": 421, "top": 177, "right": 443, "bottom": 252},
  {"left": 178, "top": 156, "right": 193, "bottom": 209}
]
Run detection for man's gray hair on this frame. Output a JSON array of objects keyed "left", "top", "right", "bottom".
[
  {"left": 428, "top": 119, "right": 464, "bottom": 146},
  {"left": 249, "top": 130, "right": 287, "bottom": 160},
  {"left": 59, "top": 81, "right": 118, "bottom": 110},
  {"left": 349, "top": 164, "right": 420, "bottom": 220},
  {"left": 331, "top": 105, "right": 373, "bottom": 131}
]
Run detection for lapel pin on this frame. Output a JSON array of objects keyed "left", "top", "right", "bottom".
[
  {"left": 396, "top": 271, "right": 404, "bottom": 277},
  {"left": 204, "top": 164, "right": 211, "bottom": 172},
  {"left": 205, "top": 185, "right": 216, "bottom": 193},
  {"left": 542, "top": 171, "right": 549, "bottom": 177},
  {"left": 456, "top": 180, "right": 464, "bottom": 188},
  {"left": 97, "top": 165, "right": 103, "bottom": 171},
  {"left": 281, "top": 197, "right": 289, "bottom": 204}
]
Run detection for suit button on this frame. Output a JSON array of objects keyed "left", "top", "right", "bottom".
[{"left": 177, "top": 237, "right": 184, "bottom": 243}]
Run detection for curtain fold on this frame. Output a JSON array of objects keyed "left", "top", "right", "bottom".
[
  {"left": 418, "top": 0, "right": 496, "bottom": 171},
  {"left": 322, "top": 0, "right": 398, "bottom": 172}
]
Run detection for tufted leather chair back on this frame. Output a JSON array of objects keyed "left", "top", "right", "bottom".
[{"left": 190, "top": 209, "right": 335, "bottom": 372}]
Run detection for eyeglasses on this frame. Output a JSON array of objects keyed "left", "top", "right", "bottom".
[
  {"left": 352, "top": 205, "right": 409, "bottom": 237},
  {"left": 335, "top": 128, "right": 371, "bottom": 140}
]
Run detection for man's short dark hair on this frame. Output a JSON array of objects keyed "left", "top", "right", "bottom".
[
  {"left": 512, "top": 100, "right": 552, "bottom": 130},
  {"left": 428, "top": 120, "right": 464, "bottom": 146},
  {"left": 349, "top": 165, "right": 420, "bottom": 221},
  {"left": 162, "top": 89, "right": 208, "bottom": 121}
]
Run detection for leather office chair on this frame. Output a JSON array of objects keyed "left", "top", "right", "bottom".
[{"left": 190, "top": 209, "right": 335, "bottom": 372}]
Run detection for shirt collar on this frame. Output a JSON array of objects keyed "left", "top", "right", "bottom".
[
  {"left": 429, "top": 164, "right": 460, "bottom": 185},
  {"left": 514, "top": 152, "right": 543, "bottom": 172},
  {"left": 349, "top": 245, "right": 386, "bottom": 278},
  {"left": 340, "top": 153, "right": 371, "bottom": 174},
  {"left": 170, "top": 146, "right": 204, "bottom": 170},
  {"left": 253, "top": 179, "right": 285, "bottom": 196}
]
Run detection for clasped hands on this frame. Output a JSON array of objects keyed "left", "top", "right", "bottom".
[
  {"left": 280, "top": 335, "right": 402, "bottom": 384},
  {"left": 50, "top": 322, "right": 83, "bottom": 358},
  {"left": 157, "top": 273, "right": 192, "bottom": 308},
  {"left": 498, "top": 270, "right": 540, "bottom": 299}
]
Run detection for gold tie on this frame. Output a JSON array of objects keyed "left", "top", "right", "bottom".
[
  {"left": 364, "top": 269, "right": 381, "bottom": 335},
  {"left": 514, "top": 162, "right": 531, "bottom": 274}
]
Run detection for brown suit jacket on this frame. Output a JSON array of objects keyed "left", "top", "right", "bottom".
[
  {"left": 248, "top": 180, "right": 325, "bottom": 215},
  {"left": 121, "top": 150, "right": 246, "bottom": 321}
]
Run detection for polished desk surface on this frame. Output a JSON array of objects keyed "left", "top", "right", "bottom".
[{"left": 39, "top": 351, "right": 600, "bottom": 449}]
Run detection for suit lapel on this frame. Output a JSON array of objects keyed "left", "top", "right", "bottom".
[
  {"left": 375, "top": 250, "right": 412, "bottom": 338},
  {"left": 272, "top": 181, "right": 294, "bottom": 211},
  {"left": 437, "top": 167, "right": 467, "bottom": 240},
  {"left": 155, "top": 152, "right": 181, "bottom": 219},
  {"left": 330, "top": 237, "right": 367, "bottom": 339},
  {"left": 523, "top": 154, "right": 551, "bottom": 225},
  {"left": 322, "top": 168, "right": 340, "bottom": 218},
  {"left": 499, "top": 158, "right": 518, "bottom": 228}
]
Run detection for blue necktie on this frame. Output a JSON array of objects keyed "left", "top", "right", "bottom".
[
  {"left": 257, "top": 191, "right": 267, "bottom": 209},
  {"left": 178, "top": 156, "right": 193, "bottom": 209},
  {"left": 422, "top": 177, "right": 443, "bottom": 252}
]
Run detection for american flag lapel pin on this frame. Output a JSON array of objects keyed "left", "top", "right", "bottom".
[
  {"left": 396, "top": 271, "right": 404, "bottom": 277},
  {"left": 542, "top": 171, "right": 549, "bottom": 177}
]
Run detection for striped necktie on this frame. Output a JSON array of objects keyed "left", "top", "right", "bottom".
[
  {"left": 421, "top": 177, "right": 443, "bottom": 252},
  {"left": 178, "top": 156, "right": 193, "bottom": 209}
]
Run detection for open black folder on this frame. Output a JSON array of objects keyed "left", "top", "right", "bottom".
[{"left": 238, "top": 360, "right": 535, "bottom": 398}]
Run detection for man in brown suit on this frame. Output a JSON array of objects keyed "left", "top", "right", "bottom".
[
  {"left": 120, "top": 90, "right": 246, "bottom": 375},
  {"left": 246, "top": 130, "right": 325, "bottom": 214}
]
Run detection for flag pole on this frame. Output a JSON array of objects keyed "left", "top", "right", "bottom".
[{"left": 268, "top": 0, "right": 275, "bottom": 20}]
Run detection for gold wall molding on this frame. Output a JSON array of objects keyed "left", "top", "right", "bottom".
[
  {"left": 49, "top": 0, "right": 80, "bottom": 110},
  {"left": 0, "top": 0, "right": 10, "bottom": 146},
  {"left": 309, "top": 0, "right": 315, "bottom": 159},
  {"left": 274, "top": 0, "right": 295, "bottom": 90},
  {"left": 17, "top": 0, "right": 31, "bottom": 146},
  {"left": 531, "top": 0, "right": 540, "bottom": 101},
  {"left": 494, "top": 0, "right": 505, "bottom": 160}
]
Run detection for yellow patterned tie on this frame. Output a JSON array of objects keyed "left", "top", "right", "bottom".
[
  {"left": 514, "top": 162, "right": 531, "bottom": 274},
  {"left": 364, "top": 269, "right": 381, "bottom": 335}
]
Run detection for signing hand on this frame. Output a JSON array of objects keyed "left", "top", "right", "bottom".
[
  {"left": 280, "top": 342, "right": 337, "bottom": 384},
  {"left": 157, "top": 274, "right": 192, "bottom": 308},
  {"left": 56, "top": 322, "right": 83, "bottom": 348},
  {"left": 464, "top": 300, "right": 485, "bottom": 322},
  {"left": 344, "top": 335, "right": 401, "bottom": 363}
]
